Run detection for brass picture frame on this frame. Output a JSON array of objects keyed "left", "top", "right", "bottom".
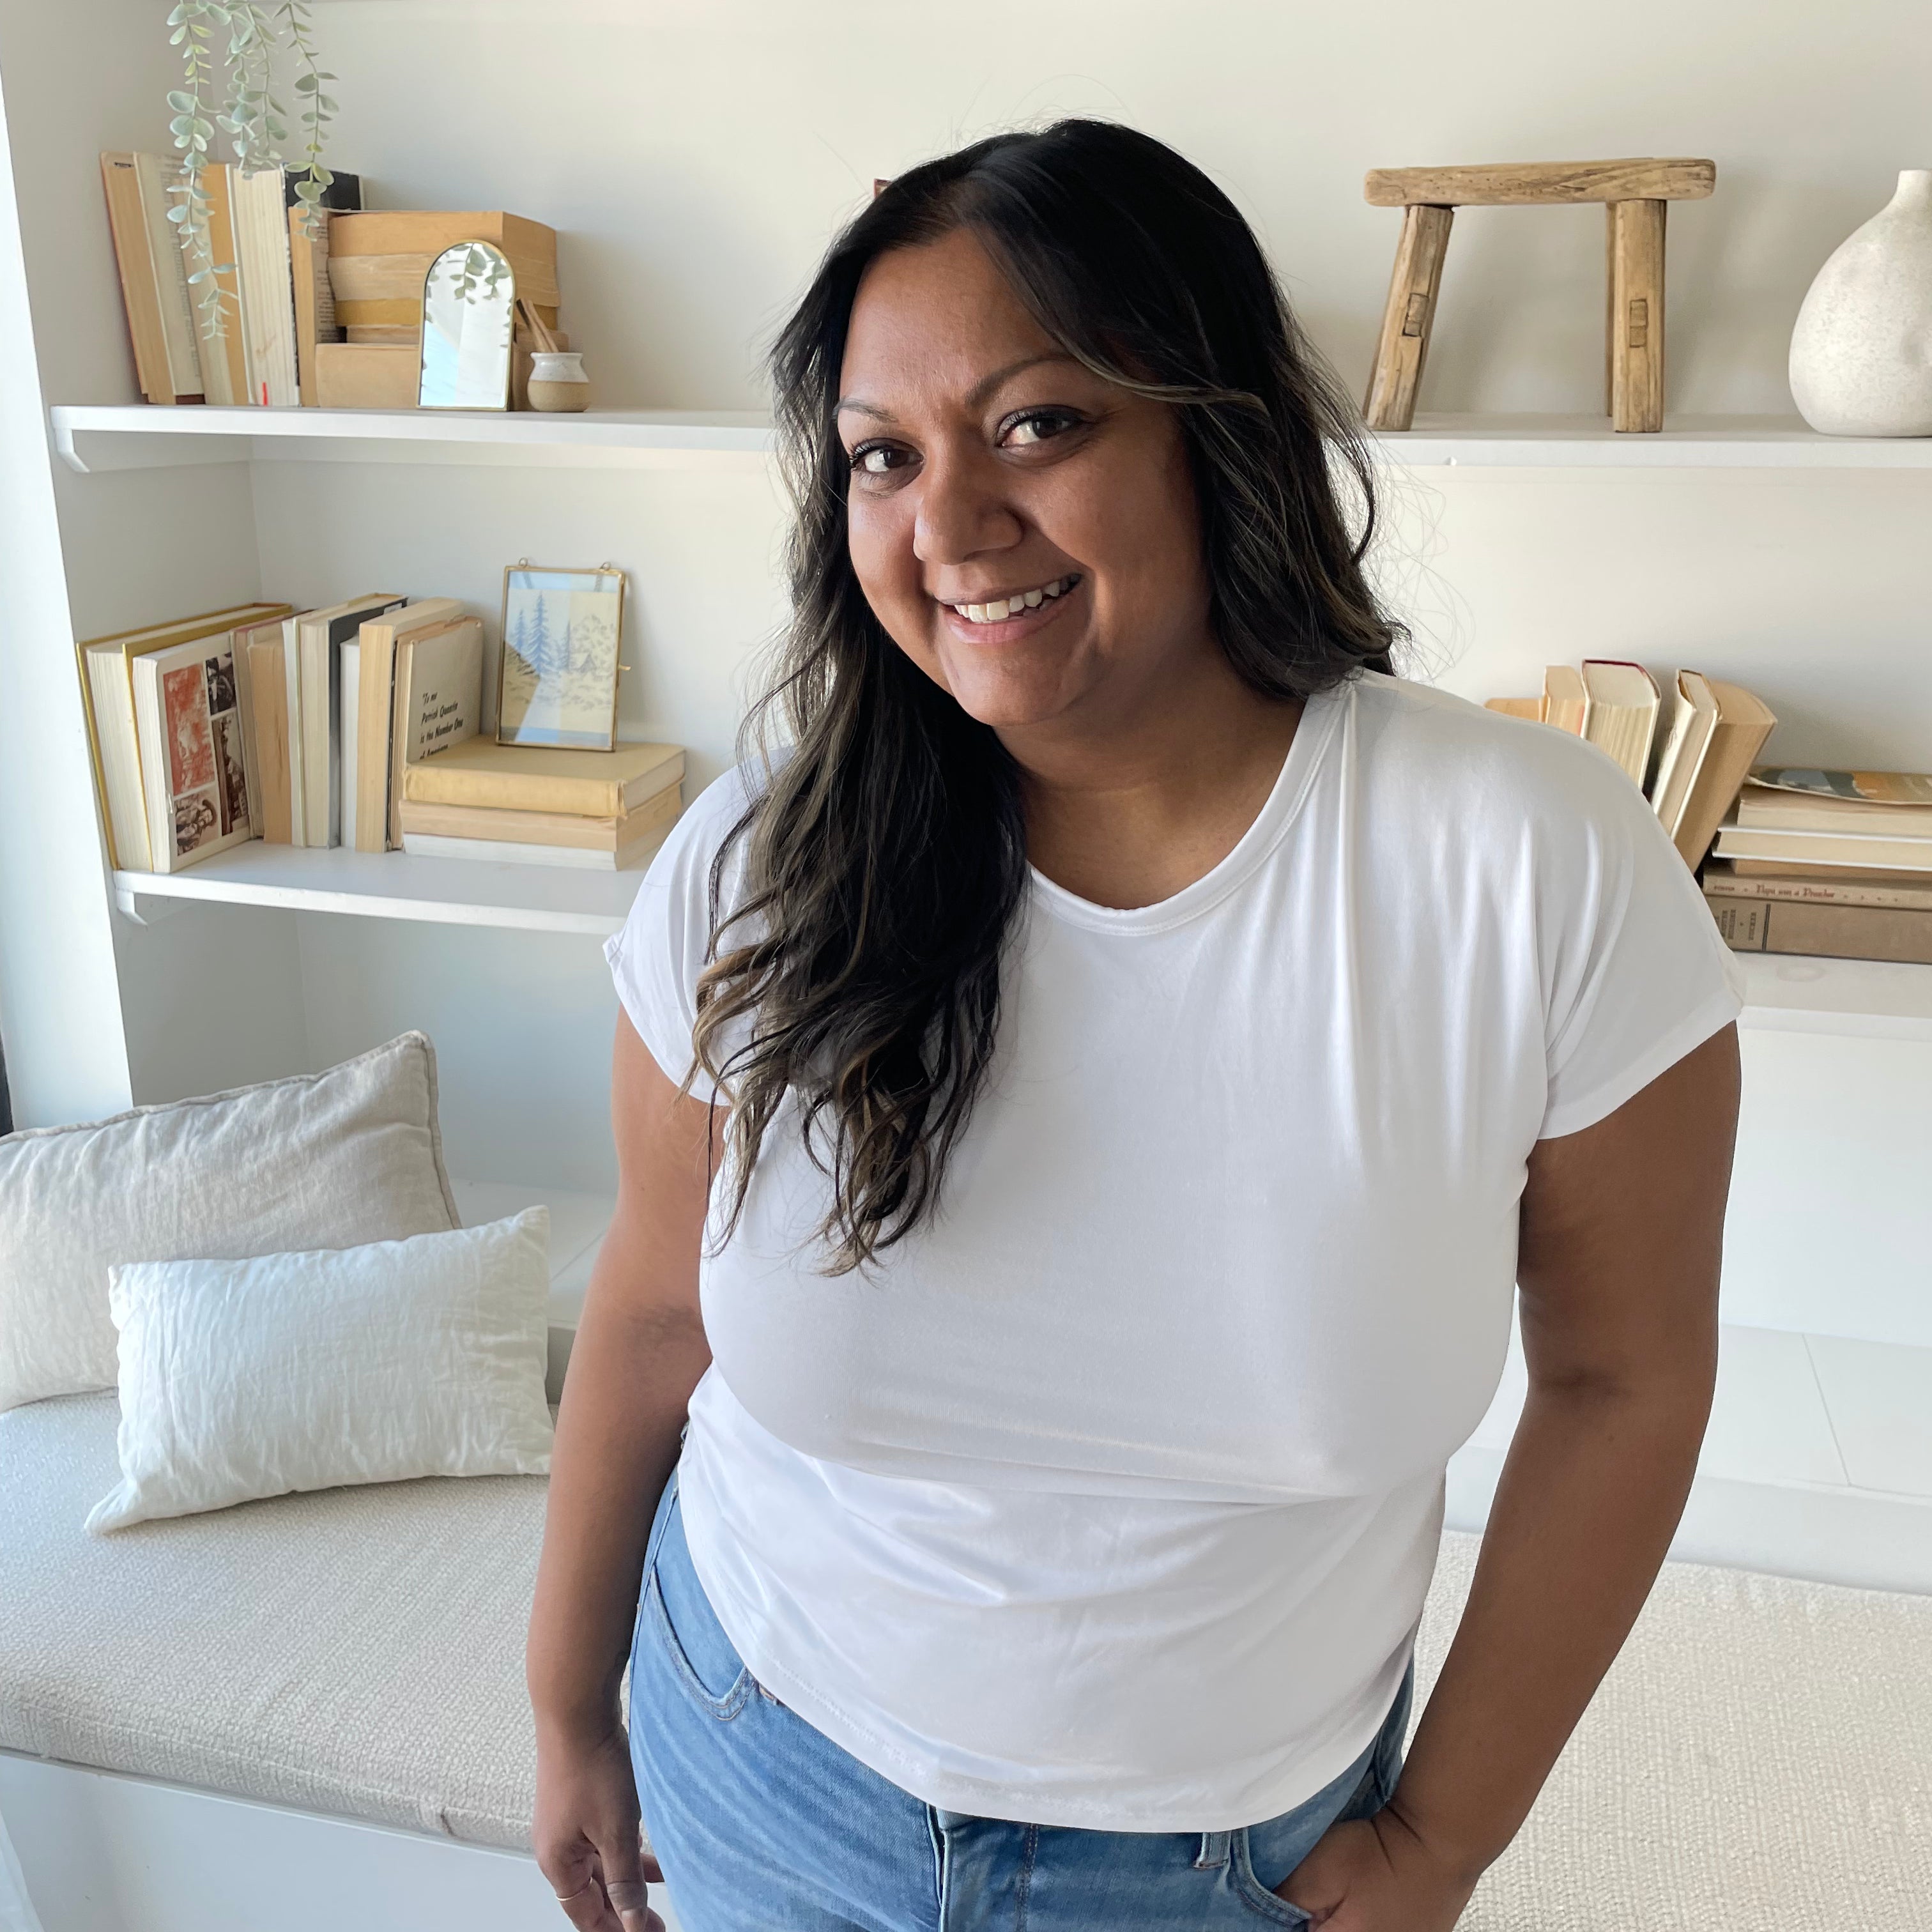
[{"left": 495, "top": 561, "right": 627, "bottom": 749}]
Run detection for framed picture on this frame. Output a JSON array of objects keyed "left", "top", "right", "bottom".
[{"left": 496, "top": 563, "right": 627, "bottom": 749}]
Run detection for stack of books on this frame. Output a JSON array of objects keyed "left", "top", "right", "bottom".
[
  {"left": 1703, "top": 769, "right": 1932, "bottom": 965},
  {"left": 1486, "top": 661, "right": 1777, "bottom": 872},
  {"left": 398, "top": 739, "right": 685, "bottom": 870},
  {"left": 100, "top": 153, "right": 362, "bottom": 408},
  {"left": 80, "top": 598, "right": 684, "bottom": 878}
]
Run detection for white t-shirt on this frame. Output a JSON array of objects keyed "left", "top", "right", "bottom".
[{"left": 604, "top": 669, "right": 1745, "bottom": 1832}]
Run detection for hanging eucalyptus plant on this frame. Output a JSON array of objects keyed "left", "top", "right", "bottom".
[{"left": 165, "top": 1, "right": 337, "bottom": 343}]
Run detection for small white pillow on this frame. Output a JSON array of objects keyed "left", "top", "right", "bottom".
[{"left": 86, "top": 1209, "right": 555, "bottom": 1535}]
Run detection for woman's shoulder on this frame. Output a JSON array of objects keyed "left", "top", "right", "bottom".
[{"left": 1343, "top": 667, "right": 1652, "bottom": 829}]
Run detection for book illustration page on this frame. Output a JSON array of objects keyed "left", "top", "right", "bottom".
[{"left": 162, "top": 660, "right": 220, "bottom": 857}]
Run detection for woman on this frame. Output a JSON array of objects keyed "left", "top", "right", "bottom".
[{"left": 527, "top": 120, "right": 1743, "bottom": 1932}]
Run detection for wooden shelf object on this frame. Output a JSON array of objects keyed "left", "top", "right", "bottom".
[
  {"left": 49, "top": 403, "right": 1932, "bottom": 473},
  {"left": 1362, "top": 157, "right": 1717, "bottom": 435}
]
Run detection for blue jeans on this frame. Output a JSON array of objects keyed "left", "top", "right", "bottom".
[{"left": 629, "top": 1466, "right": 1416, "bottom": 1931}]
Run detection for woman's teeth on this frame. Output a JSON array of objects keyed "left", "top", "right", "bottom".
[{"left": 949, "top": 574, "right": 1078, "bottom": 625}]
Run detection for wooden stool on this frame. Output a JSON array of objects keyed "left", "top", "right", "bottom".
[{"left": 1361, "top": 158, "right": 1715, "bottom": 433}]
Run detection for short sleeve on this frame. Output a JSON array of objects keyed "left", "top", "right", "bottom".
[
  {"left": 603, "top": 768, "right": 756, "bottom": 1105},
  {"left": 1535, "top": 744, "right": 1747, "bottom": 1140}
]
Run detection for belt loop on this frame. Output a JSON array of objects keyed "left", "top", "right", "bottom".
[{"left": 1194, "top": 1830, "right": 1231, "bottom": 1870}]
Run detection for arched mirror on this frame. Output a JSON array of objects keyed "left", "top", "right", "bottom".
[{"left": 417, "top": 241, "right": 516, "bottom": 410}]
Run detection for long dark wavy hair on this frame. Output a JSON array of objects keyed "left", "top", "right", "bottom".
[{"left": 691, "top": 118, "right": 1406, "bottom": 1272}]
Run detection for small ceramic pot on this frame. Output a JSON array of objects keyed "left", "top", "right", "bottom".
[
  {"left": 1790, "top": 170, "right": 1932, "bottom": 436},
  {"left": 526, "top": 351, "right": 590, "bottom": 413}
]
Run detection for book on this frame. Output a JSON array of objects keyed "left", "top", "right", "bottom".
[
  {"left": 1484, "top": 697, "right": 1545, "bottom": 721},
  {"left": 287, "top": 176, "right": 365, "bottom": 406},
  {"left": 341, "top": 637, "right": 362, "bottom": 850},
  {"left": 1648, "top": 670, "right": 1719, "bottom": 859},
  {"left": 293, "top": 594, "right": 407, "bottom": 847},
  {"left": 233, "top": 166, "right": 300, "bottom": 406},
  {"left": 1712, "top": 824, "right": 1932, "bottom": 872},
  {"left": 194, "top": 162, "right": 249, "bottom": 406},
  {"left": 1542, "top": 664, "right": 1588, "bottom": 736},
  {"left": 131, "top": 633, "right": 255, "bottom": 873},
  {"left": 1747, "top": 767, "right": 1932, "bottom": 808},
  {"left": 1707, "top": 894, "right": 1932, "bottom": 966},
  {"left": 401, "top": 820, "right": 677, "bottom": 870},
  {"left": 98, "top": 153, "right": 204, "bottom": 404},
  {"left": 243, "top": 621, "right": 292, "bottom": 845},
  {"left": 1735, "top": 774, "right": 1932, "bottom": 836},
  {"left": 1672, "top": 678, "right": 1777, "bottom": 873},
  {"left": 1579, "top": 659, "right": 1660, "bottom": 788},
  {"left": 77, "top": 603, "right": 288, "bottom": 870},
  {"left": 1703, "top": 858, "right": 1932, "bottom": 911},
  {"left": 352, "top": 598, "right": 466, "bottom": 850},
  {"left": 1727, "top": 857, "right": 1932, "bottom": 887},
  {"left": 398, "top": 779, "right": 682, "bottom": 854},
  {"left": 388, "top": 617, "right": 487, "bottom": 848},
  {"left": 401, "top": 738, "right": 686, "bottom": 819}
]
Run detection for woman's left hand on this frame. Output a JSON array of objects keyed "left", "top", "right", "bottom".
[{"left": 1273, "top": 1804, "right": 1482, "bottom": 1930}]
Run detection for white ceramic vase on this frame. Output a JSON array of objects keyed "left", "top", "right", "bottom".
[{"left": 1788, "top": 169, "right": 1932, "bottom": 436}]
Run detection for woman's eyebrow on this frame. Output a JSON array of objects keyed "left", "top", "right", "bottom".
[{"left": 834, "top": 352, "right": 1082, "bottom": 422}]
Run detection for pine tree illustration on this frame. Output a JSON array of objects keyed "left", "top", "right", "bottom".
[{"left": 527, "top": 594, "right": 556, "bottom": 677}]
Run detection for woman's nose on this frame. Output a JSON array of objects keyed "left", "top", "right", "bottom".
[{"left": 912, "top": 444, "right": 1025, "bottom": 567}]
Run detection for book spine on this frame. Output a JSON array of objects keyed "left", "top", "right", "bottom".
[
  {"left": 99, "top": 155, "right": 175, "bottom": 404},
  {"left": 249, "top": 638, "right": 292, "bottom": 845},
  {"left": 1760, "top": 901, "right": 1932, "bottom": 967},
  {"left": 1706, "top": 897, "right": 1766, "bottom": 951},
  {"left": 402, "top": 767, "right": 625, "bottom": 816},
  {"left": 1703, "top": 867, "right": 1932, "bottom": 912}
]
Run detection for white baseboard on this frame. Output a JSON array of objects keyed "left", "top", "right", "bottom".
[{"left": 0, "top": 1751, "right": 685, "bottom": 1932}]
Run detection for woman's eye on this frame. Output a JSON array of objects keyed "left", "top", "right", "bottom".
[
  {"left": 1002, "top": 409, "right": 1080, "bottom": 448},
  {"left": 848, "top": 442, "right": 910, "bottom": 476}
]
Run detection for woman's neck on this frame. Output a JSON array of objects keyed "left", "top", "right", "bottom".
[{"left": 1003, "top": 652, "right": 1305, "bottom": 912}]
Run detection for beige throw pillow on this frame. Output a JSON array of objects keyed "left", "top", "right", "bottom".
[
  {"left": 86, "top": 1210, "right": 555, "bottom": 1534},
  {"left": 0, "top": 1032, "right": 459, "bottom": 1412}
]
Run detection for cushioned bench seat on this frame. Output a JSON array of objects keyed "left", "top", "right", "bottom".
[
  {"left": 0, "top": 1389, "right": 554, "bottom": 1851},
  {"left": 4, "top": 1388, "right": 1929, "bottom": 1926}
]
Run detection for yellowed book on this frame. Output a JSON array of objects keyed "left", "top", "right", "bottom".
[
  {"left": 1484, "top": 696, "right": 1544, "bottom": 721},
  {"left": 353, "top": 597, "right": 466, "bottom": 851},
  {"left": 402, "top": 738, "right": 686, "bottom": 818},
  {"left": 388, "top": 617, "right": 487, "bottom": 848},
  {"left": 1542, "top": 664, "right": 1589, "bottom": 736},
  {"left": 397, "top": 779, "right": 682, "bottom": 850},
  {"left": 77, "top": 602, "right": 289, "bottom": 870}
]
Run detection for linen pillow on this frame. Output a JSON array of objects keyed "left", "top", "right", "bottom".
[
  {"left": 0, "top": 1032, "right": 459, "bottom": 1413},
  {"left": 86, "top": 1208, "right": 555, "bottom": 1535}
]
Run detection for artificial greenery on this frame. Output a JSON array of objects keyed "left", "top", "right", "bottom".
[{"left": 164, "top": 1, "right": 336, "bottom": 344}]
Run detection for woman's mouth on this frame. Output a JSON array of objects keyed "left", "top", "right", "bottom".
[{"left": 937, "top": 573, "right": 1082, "bottom": 638}]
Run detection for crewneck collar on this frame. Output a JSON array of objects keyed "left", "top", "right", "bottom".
[{"left": 1026, "top": 678, "right": 1342, "bottom": 937}]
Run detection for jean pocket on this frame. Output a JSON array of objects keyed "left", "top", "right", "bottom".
[
  {"left": 643, "top": 1495, "right": 755, "bottom": 1720},
  {"left": 1227, "top": 1830, "right": 1315, "bottom": 1928}
]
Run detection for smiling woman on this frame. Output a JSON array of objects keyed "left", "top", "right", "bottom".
[{"left": 525, "top": 119, "right": 1744, "bottom": 1932}]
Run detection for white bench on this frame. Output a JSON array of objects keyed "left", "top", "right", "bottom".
[{"left": 5, "top": 1361, "right": 1928, "bottom": 1928}]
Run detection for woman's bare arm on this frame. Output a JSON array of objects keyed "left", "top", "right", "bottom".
[
  {"left": 1379, "top": 1020, "right": 1743, "bottom": 1893},
  {"left": 526, "top": 1011, "right": 719, "bottom": 1745}
]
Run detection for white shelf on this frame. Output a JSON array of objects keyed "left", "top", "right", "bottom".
[
  {"left": 111, "top": 841, "right": 644, "bottom": 937},
  {"left": 1380, "top": 413, "right": 1932, "bottom": 468},
  {"left": 47, "top": 404, "right": 1932, "bottom": 473},
  {"left": 1734, "top": 952, "right": 1932, "bottom": 1043},
  {"left": 50, "top": 404, "right": 774, "bottom": 473},
  {"left": 111, "top": 842, "right": 1932, "bottom": 1036}
]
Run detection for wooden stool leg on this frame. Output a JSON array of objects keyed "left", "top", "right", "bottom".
[
  {"left": 1363, "top": 203, "right": 1453, "bottom": 431},
  {"left": 1609, "top": 198, "right": 1666, "bottom": 431}
]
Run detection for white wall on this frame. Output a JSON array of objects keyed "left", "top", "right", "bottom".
[
  {"left": 8, "top": 0, "right": 1931, "bottom": 1218},
  {"left": 309, "top": 0, "right": 1931, "bottom": 418}
]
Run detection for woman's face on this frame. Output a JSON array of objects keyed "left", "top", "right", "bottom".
[{"left": 836, "top": 227, "right": 1214, "bottom": 738}]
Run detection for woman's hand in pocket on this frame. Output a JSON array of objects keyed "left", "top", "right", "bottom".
[
  {"left": 1273, "top": 1805, "right": 1480, "bottom": 1930},
  {"left": 533, "top": 1718, "right": 667, "bottom": 1932}
]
